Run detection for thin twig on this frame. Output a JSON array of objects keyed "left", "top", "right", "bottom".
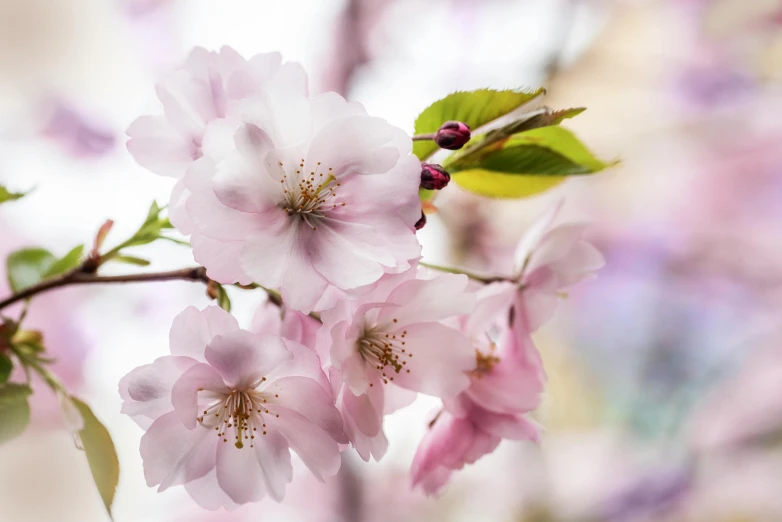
[
  {"left": 0, "top": 266, "right": 210, "bottom": 311},
  {"left": 412, "top": 133, "right": 436, "bottom": 141}
]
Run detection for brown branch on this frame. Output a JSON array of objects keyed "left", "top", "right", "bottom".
[{"left": 0, "top": 266, "right": 210, "bottom": 311}]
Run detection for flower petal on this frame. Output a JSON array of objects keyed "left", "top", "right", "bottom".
[
  {"left": 253, "top": 429, "right": 293, "bottom": 502},
  {"left": 140, "top": 411, "right": 216, "bottom": 491},
  {"left": 216, "top": 437, "right": 265, "bottom": 504},
  {"left": 169, "top": 306, "right": 239, "bottom": 360},
  {"left": 272, "top": 405, "right": 342, "bottom": 480},
  {"left": 378, "top": 273, "right": 476, "bottom": 327},
  {"left": 119, "top": 355, "right": 198, "bottom": 422},
  {"left": 171, "top": 363, "right": 228, "bottom": 429},
  {"left": 205, "top": 330, "right": 291, "bottom": 389},
  {"left": 385, "top": 322, "right": 473, "bottom": 399},
  {"left": 265, "top": 376, "right": 346, "bottom": 444}
]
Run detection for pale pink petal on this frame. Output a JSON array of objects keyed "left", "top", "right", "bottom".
[
  {"left": 140, "top": 412, "right": 216, "bottom": 491},
  {"left": 513, "top": 199, "right": 563, "bottom": 276},
  {"left": 168, "top": 179, "right": 194, "bottom": 235},
  {"left": 169, "top": 306, "right": 239, "bottom": 360},
  {"left": 240, "top": 214, "right": 300, "bottom": 291},
  {"left": 378, "top": 273, "right": 475, "bottom": 327},
  {"left": 184, "top": 159, "right": 266, "bottom": 241},
  {"left": 155, "top": 70, "right": 216, "bottom": 138},
  {"left": 119, "top": 355, "right": 198, "bottom": 421},
  {"left": 265, "top": 376, "right": 346, "bottom": 443},
  {"left": 272, "top": 405, "right": 342, "bottom": 480},
  {"left": 216, "top": 437, "right": 266, "bottom": 503},
  {"left": 265, "top": 339, "right": 331, "bottom": 392},
  {"left": 171, "top": 363, "right": 228, "bottom": 429},
  {"left": 205, "top": 331, "right": 291, "bottom": 389},
  {"left": 185, "top": 468, "right": 239, "bottom": 511},
  {"left": 191, "top": 235, "right": 254, "bottom": 286},
  {"left": 253, "top": 429, "right": 293, "bottom": 502},
  {"left": 126, "top": 115, "right": 195, "bottom": 177},
  {"left": 306, "top": 116, "right": 402, "bottom": 177},
  {"left": 386, "top": 322, "right": 473, "bottom": 399}
]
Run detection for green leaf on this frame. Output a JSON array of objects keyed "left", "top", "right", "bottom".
[
  {"left": 447, "top": 126, "right": 615, "bottom": 199},
  {"left": 413, "top": 88, "right": 546, "bottom": 160},
  {"left": 216, "top": 285, "right": 232, "bottom": 312},
  {"left": 0, "top": 353, "right": 12, "bottom": 384},
  {"left": 0, "top": 185, "right": 28, "bottom": 205},
  {"left": 111, "top": 255, "right": 151, "bottom": 267},
  {"left": 73, "top": 398, "right": 119, "bottom": 518},
  {"left": 0, "top": 383, "right": 32, "bottom": 444},
  {"left": 43, "top": 245, "right": 85, "bottom": 279},
  {"left": 6, "top": 248, "right": 57, "bottom": 292}
]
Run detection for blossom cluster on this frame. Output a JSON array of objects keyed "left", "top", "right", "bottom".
[{"left": 121, "top": 47, "right": 603, "bottom": 509}]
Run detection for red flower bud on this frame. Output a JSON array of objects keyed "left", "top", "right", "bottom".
[
  {"left": 435, "top": 121, "right": 471, "bottom": 150},
  {"left": 414, "top": 211, "right": 427, "bottom": 231},
  {"left": 420, "top": 163, "right": 451, "bottom": 190}
]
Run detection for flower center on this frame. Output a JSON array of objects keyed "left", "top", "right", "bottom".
[
  {"left": 196, "top": 383, "right": 281, "bottom": 449},
  {"left": 358, "top": 318, "right": 412, "bottom": 385},
  {"left": 468, "top": 343, "right": 500, "bottom": 378},
  {"left": 278, "top": 159, "right": 345, "bottom": 230}
]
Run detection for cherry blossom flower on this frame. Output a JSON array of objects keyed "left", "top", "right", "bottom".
[
  {"left": 126, "top": 46, "right": 308, "bottom": 233},
  {"left": 119, "top": 306, "right": 346, "bottom": 509},
  {"left": 510, "top": 199, "right": 605, "bottom": 332},
  {"left": 318, "top": 268, "right": 475, "bottom": 459},
  {"left": 184, "top": 89, "right": 422, "bottom": 312},
  {"left": 411, "top": 284, "right": 543, "bottom": 495}
]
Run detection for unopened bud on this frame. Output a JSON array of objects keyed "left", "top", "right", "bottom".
[
  {"left": 420, "top": 163, "right": 451, "bottom": 191},
  {"left": 435, "top": 121, "right": 471, "bottom": 150},
  {"left": 414, "top": 212, "right": 427, "bottom": 231}
]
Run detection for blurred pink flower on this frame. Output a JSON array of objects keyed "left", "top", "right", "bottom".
[
  {"left": 41, "top": 99, "right": 116, "bottom": 157},
  {"left": 511, "top": 199, "right": 605, "bottom": 332},
  {"left": 119, "top": 306, "right": 346, "bottom": 509},
  {"left": 185, "top": 90, "right": 421, "bottom": 312}
]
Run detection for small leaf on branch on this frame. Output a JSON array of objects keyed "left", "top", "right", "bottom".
[
  {"left": 43, "top": 245, "right": 85, "bottom": 279},
  {"left": 111, "top": 255, "right": 151, "bottom": 267},
  {"left": 0, "top": 353, "right": 12, "bottom": 384},
  {"left": 413, "top": 88, "right": 546, "bottom": 160},
  {"left": 216, "top": 285, "right": 232, "bottom": 312},
  {"left": 0, "top": 185, "right": 29, "bottom": 206},
  {"left": 7, "top": 248, "right": 57, "bottom": 292},
  {"left": 0, "top": 382, "right": 32, "bottom": 444},
  {"left": 72, "top": 398, "right": 120, "bottom": 518}
]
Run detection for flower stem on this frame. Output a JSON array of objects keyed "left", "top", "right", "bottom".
[
  {"left": 418, "top": 262, "right": 509, "bottom": 284},
  {"left": 411, "top": 133, "right": 436, "bottom": 141}
]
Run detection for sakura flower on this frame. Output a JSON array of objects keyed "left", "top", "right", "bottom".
[
  {"left": 127, "top": 46, "right": 307, "bottom": 178},
  {"left": 318, "top": 269, "right": 475, "bottom": 459},
  {"left": 185, "top": 89, "right": 422, "bottom": 311},
  {"left": 126, "top": 46, "right": 308, "bottom": 232},
  {"left": 411, "top": 284, "right": 544, "bottom": 495},
  {"left": 511, "top": 199, "right": 605, "bottom": 332},
  {"left": 119, "top": 306, "right": 346, "bottom": 509}
]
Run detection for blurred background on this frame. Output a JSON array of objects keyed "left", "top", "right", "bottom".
[{"left": 1, "top": 0, "right": 781, "bottom": 520}]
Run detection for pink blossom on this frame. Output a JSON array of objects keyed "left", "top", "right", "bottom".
[
  {"left": 318, "top": 268, "right": 475, "bottom": 459},
  {"left": 119, "top": 306, "right": 346, "bottom": 509},
  {"left": 184, "top": 89, "right": 422, "bottom": 312},
  {"left": 511, "top": 200, "right": 605, "bottom": 332},
  {"left": 411, "top": 284, "right": 544, "bottom": 495},
  {"left": 126, "top": 46, "right": 308, "bottom": 233}
]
